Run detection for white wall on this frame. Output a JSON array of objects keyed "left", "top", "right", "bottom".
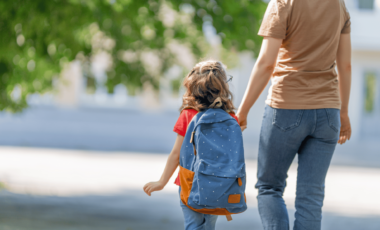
[{"left": 346, "top": 0, "right": 380, "bottom": 50}]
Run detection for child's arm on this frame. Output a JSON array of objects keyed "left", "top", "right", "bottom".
[{"left": 143, "top": 134, "right": 184, "bottom": 196}]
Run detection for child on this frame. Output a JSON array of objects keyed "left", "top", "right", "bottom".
[{"left": 143, "top": 60, "right": 240, "bottom": 230}]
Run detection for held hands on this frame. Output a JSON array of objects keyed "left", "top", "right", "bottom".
[
  {"left": 338, "top": 113, "right": 352, "bottom": 145},
  {"left": 236, "top": 112, "right": 247, "bottom": 132},
  {"left": 143, "top": 181, "right": 165, "bottom": 196}
]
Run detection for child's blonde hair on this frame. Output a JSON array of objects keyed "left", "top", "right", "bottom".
[{"left": 180, "top": 60, "right": 235, "bottom": 112}]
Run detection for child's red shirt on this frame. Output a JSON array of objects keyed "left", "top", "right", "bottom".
[{"left": 173, "top": 109, "right": 239, "bottom": 186}]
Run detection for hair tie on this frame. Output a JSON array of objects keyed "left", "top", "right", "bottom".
[{"left": 209, "top": 97, "right": 222, "bottom": 108}]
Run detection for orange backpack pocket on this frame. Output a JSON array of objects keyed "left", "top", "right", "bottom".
[{"left": 179, "top": 166, "right": 195, "bottom": 205}]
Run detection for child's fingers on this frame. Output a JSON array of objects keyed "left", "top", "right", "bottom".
[
  {"left": 146, "top": 186, "right": 152, "bottom": 196},
  {"left": 146, "top": 187, "right": 152, "bottom": 196},
  {"left": 143, "top": 183, "right": 150, "bottom": 193},
  {"left": 143, "top": 183, "right": 152, "bottom": 196},
  {"left": 147, "top": 185, "right": 159, "bottom": 196},
  {"left": 144, "top": 182, "right": 164, "bottom": 196},
  {"left": 143, "top": 183, "right": 149, "bottom": 190},
  {"left": 143, "top": 186, "right": 148, "bottom": 195}
]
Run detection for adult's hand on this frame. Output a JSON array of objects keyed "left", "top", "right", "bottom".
[
  {"left": 236, "top": 113, "right": 247, "bottom": 131},
  {"left": 338, "top": 113, "right": 351, "bottom": 144}
]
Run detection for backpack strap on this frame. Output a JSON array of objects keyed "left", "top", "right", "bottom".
[
  {"left": 190, "top": 131, "right": 195, "bottom": 144},
  {"left": 186, "top": 108, "right": 198, "bottom": 156},
  {"left": 226, "top": 214, "right": 232, "bottom": 221},
  {"left": 190, "top": 131, "right": 197, "bottom": 156}
]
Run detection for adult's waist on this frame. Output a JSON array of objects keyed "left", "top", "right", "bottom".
[
  {"left": 273, "top": 63, "right": 337, "bottom": 75},
  {"left": 272, "top": 66, "right": 338, "bottom": 88},
  {"left": 267, "top": 64, "right": 340, "bottom": 110}
]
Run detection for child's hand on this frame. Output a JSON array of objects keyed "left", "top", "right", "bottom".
[{"left": 143, "top": 181, "right": 165, "bottom": 196}]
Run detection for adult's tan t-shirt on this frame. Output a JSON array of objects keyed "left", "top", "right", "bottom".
[{"left": 259, "top": 0, "right": 351, "bottom": 109}]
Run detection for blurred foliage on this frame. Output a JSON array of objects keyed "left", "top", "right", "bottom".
[
  {"left": 364, "top": 72, "right": 376, "bottom": 113},
  {"left": 0, "top": 181, "right": 6, "bottom": 190},
  {"left": 0, "top": 0, "right": 266, "bottom": 111}
]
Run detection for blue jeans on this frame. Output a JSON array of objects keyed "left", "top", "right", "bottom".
[
  {"left": 256, "top": 105, "right": 340, "bottom": 230},
  {"left": 179, "top": 189, "right": 218, "bottom": 230}
]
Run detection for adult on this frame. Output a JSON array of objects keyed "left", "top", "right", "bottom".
[{"left": 236, "top": 0, "right": 352, "bottom": 229}]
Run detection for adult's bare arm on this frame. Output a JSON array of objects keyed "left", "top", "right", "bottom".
[
  {"left": 236, "top": 37, "right": 282, "bottom": 131},
  {"left": 336, "top": 33, "right": 352, "bottom": 144}
]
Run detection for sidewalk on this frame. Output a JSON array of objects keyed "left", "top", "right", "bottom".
[{"left": 0, "top": 147, "right": 379, "bottom": 230}]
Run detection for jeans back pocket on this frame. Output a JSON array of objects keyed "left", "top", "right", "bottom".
[
  {"left": 325, "top": 108, "right": 341, "bottom": 133},
  {"left": 272, "top": 108, "right": 304, "bottom": 132}
]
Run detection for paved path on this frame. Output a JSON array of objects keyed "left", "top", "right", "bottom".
[{"left": 0, "top": 147, "right": 379, "bottom": 230}]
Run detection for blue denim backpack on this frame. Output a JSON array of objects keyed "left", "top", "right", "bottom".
[{"left": 179, "top": 108, "right": 247, "bottom": 221}]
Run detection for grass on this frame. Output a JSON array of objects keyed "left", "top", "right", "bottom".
[{"left": 0, "top": 181, "right": 7, "bottom": 190}]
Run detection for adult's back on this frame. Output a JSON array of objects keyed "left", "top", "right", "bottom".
[
  {"left": 259, "top": 0, "right": 351, "bottom": 109},
  {"left": 236, "top": 0, "right": 352, "bottom": 229}
]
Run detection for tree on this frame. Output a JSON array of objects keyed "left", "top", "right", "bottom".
[{"left": 0, "top": 0, "right": 267, "bottom": 111}]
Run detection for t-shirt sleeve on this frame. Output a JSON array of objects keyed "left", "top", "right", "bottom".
[
  {"left": 258, "top": 0, "right": 289, "bottom": 39},
  {"left": 341, "top": 1, "right": 351, "bottom": 34},
  {"left": 229, "top": 113, "right": 239, "bottom": 123},
  {"left": 173, "top": 109, "right": 197, "bottom": 137},
  {"left": 341, "top": 18, "right": 351, "bottom": 34}
]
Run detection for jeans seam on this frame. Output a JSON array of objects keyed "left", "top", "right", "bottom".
[
  {"left": 311, "top": 110, "right": 317, "bottom": 134},
  {"left": 324, "top": 109, "right": 339, "bottom": 132}
]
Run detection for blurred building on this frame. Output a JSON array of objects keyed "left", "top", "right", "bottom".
[{"left": 345, "top": 0, "right": 380, "bottom": 139}]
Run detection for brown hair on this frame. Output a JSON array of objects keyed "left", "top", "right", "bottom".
[{"left": 180, "top": 60, "right": 235, "bottom": 113}]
